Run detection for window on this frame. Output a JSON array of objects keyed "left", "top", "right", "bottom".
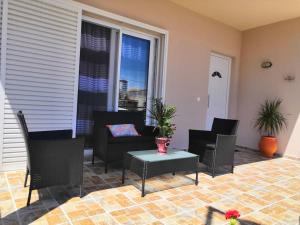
[
  {"left": 118, "top": 34, "right": 153, "bottom": 115},
  {"left": 79, "top": 19, "right": 162, "bottom": 127}
]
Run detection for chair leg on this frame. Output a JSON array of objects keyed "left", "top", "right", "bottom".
[
  {"left": 79, "top": 185, "right": 82, "bottom": 198},
  {"left": 92, "top": 149, "right": 95, "bottom": 164},
  {"left": 27, "top": 186, "right": 32, "bottom": 206},
  {"left": 212, "top": 166, "right": 215, "bottom": 178},
  {"left": 211, "top": 151, "right": 216, "bottom": 178},
  {"left": 24, "top": 168, "right": 29, "bottom": 187},
  {"left": 104, "top": 163, "right": 108, "bottom": 173},
  {"left": 231, "top": 164, "right": 234, "bottom": 174}
]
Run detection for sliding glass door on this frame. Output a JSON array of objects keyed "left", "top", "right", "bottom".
[{"left": 77, "top": 20, "right": 158, "bottom": 145}]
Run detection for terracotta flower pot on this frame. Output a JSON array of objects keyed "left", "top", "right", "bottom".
[
  {"left": 259, "top": 136, "right": 278, "bottom": 158},
  {"left": 155, "top": 137, "right": 169, "bottom": 153}
]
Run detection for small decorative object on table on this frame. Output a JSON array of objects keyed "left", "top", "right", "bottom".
[
  {"left": 149, "top": 98, "right": 176, "bottom": 153},
  {"left": 225, "top": 210, "right": 240, "bottom": 225}
]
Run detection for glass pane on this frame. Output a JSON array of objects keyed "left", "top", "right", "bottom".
[{"left": 119, "top": 34, "right": 150, "bottom": 113}]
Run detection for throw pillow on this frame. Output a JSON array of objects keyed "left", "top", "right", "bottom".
[{"left": 106, "top": 124, "right": 140, "bottom": 137}]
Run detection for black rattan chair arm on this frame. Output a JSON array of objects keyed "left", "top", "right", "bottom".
[
  {"left": 189, "top": 129, "right": 216, "bottom": 141},
  {"left": 140, "top": 126, "right": 157, "bottom": 136},
  {"left": 29, "top": 130, "right": 72, "bottom": 140}
]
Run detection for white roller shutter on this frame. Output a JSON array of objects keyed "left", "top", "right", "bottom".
[{"left": 1, "top": 0, "right": 81, "bottom": 170}]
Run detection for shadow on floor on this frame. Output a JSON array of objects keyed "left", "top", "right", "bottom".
[
  {"left": 233, "top": 148, "right": 277, "bottom": 166},
  {"left": 0, "top": 162, "right": 197, "bottom": 224}
]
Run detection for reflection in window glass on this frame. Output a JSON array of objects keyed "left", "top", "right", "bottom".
[{"left": 118, "top": 34, "right": 150, "bottom": 113}]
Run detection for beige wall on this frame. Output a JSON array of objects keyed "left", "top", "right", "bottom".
[
  {"left": 238, "top": 17, "right": 300, "bottom": 158},
  {"left": 75, "top": 0, "right": 242, "bottom": 149}
]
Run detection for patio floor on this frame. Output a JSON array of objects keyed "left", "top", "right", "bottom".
[{"left": 1, "top": 148, "right": 300, "bottom": 225}]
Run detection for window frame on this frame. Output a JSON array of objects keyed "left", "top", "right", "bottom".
[
  {"left": 116, "top": 30, "right": 156, "bottom": 124},
  {"left": 81, "top": 16, "right": 164, "bottom": 125}
]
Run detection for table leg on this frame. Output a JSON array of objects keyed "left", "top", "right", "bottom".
[
  {"left": 141, "top": 176, "right": 145, "bottom": 197},
  {"left": 172, "top": 172, "right": 176, "bottom": 176},
  {"left": 195, "top": 170, "right": 199, "bottom": 185},
  {"left": 141, "top": 162, "right": 147, "bottom": 197},
  {"left": 122, "top": 164, "right": 126, "bottom": 184},
  {"left": 122, "top": 153, "right": 127, "bottom": 184}
]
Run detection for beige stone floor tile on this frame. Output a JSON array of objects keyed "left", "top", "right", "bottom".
[
  {"left": 193, "top": 205, "right": 229, "bottom": 224},
  {"left": 94, "top": 193, "right": 135, "bottom": 211},
  {"left": 45, "top": 213, "right": 69, "bottom": 225},
  {"left": 90, "top": 213, "right": 118, "bottom": 225},
  {"left": 143, "top": 200, "right": 179, "bottom": 219},
  {"left": 240, "top": 211, "right": 283, "bottom": 225},
  {"left": 247, "top": 187, "right": 286, "bottom": 204},
  {"left": 73, "top": 218, "right": 95, "bottom": 225},
  {"left": 276, "top": 198, "right": 300, "bottom": 214},
  {"left": 161, "top": 212, "right": 206, "bottom": 225},
  {"left": 129, "top": 192, "right": 162, "bottom": 204},
  {"left": 166, "top": 193, "right": 206, "bottom": 211},
  {"left": 110, "top": 206, "right": 156, "bottom": 224},
  {"left": 275, "top": 177, "right": 300, "bottom": 193},
  {"left": 0, "top": 199, "right": 16, "bottom": 217},
  {"left": 260, "top": 203, "right": 299, "bottom": 224},
  {"left": 233, "top": 193, "right": 269, "bottom": 210},
  {"left": 189, "top": 189, "right": 222, "bottom": 204},
  {"left": 291, "top": 193, "right": 300, "bottom": 201},
  {"left": 211, "top": 198, "right": 253, "bottom": 215},
  {"left": 61, "top": 199, "right": 105, "bottom": 222},
  {"left": 148, "top": 221, "right": 164, "bottom": 225},
  {"left": 209, "top": 183, "right": 244, "bottom": 198}
]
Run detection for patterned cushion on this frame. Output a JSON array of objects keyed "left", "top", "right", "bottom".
[{"left": 106, "top": 124, "right": 140, "bottom": 137}]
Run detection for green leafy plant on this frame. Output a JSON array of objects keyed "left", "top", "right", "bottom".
[
  {"left": 149, "top": 98, "right": 176, "bottom": 138},
  {"left": 254, "top": 99, "right": 287, "bottom": 136}
]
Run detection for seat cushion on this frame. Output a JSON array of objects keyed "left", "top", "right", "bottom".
[{"left": 108, "top": 135, "right": 155, "bottom": 144}]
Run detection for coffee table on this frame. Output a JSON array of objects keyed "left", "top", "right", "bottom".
[{"left": 122, "top": 149, "right": 199, "bottom": 197}]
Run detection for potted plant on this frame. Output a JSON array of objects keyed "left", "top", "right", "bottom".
[
  {"left": 149, "top": 98, "right": 176, "bottom": 153},
  {"left": 254, "top": 99, "right": 287, "bottom": 157}
]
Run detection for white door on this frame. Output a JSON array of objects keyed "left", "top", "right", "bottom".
[{"left": 206, "top": 53, "right": 232, "bottom": 129}]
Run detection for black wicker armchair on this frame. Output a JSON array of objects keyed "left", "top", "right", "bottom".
[
  {"left": 17, "top": 111, "right": 85, "bottom": 206},
  {"left": 188, "top": 118, "right": 239, "bottom": 177},
  {"left": 93, "top": 111, "right": 157, "bottom": 173}
]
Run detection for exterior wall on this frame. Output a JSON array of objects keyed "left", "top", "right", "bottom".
[
  {"left": 238, "top": 17, "right": 300, "bottom": 158},
  {"left": 75, "top": 0, "right": 242, "bottom": 149}
]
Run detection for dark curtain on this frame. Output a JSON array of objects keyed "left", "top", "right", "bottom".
[{"left": 76, "top": 21, "right": 111, "bottom": 147}]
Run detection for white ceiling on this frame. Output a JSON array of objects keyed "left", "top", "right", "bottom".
[{"left": 169, "top": 0, "right": 300, "bottom": 31}]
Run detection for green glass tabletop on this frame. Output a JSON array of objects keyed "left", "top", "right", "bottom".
[{"left": 127, "top": 149, "right": 198, "bottom": 162}]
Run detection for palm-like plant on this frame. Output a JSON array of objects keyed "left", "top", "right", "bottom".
[
  {"left": 149, "top": 98, "right": 176, "bottom": 138},
  {"left": 255, "top": 99, "right": 287, "bottom": 136}
]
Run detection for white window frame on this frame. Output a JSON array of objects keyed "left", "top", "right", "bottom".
[
  {"left": 80, "top": 16, "right": 163, "bottom": 125},
  {"left": 117, "top": 29, "right": 156, "bottom": 124}
]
